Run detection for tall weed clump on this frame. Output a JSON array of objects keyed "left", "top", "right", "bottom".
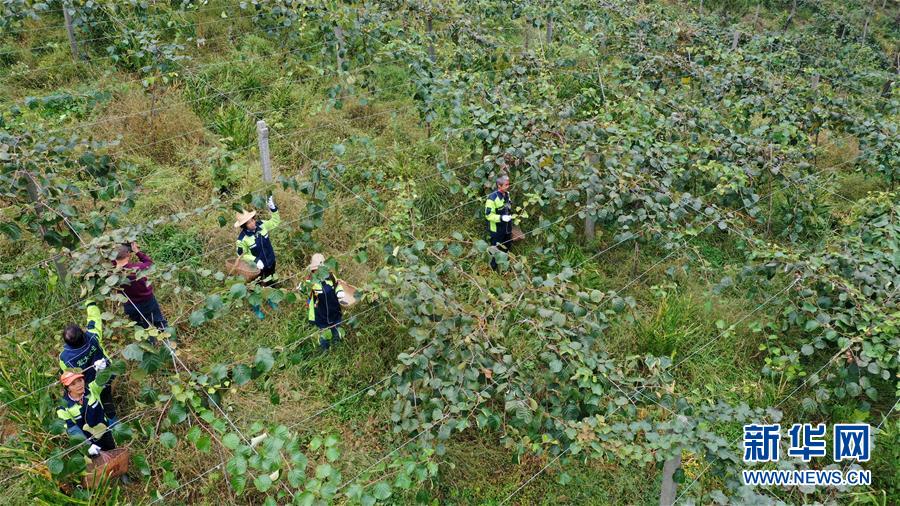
[{"left": 96, "top": 88, "right": 208, "bottom": 165}]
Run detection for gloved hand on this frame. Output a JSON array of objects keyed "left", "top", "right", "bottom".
[
  {"left": 267, "top": 195, "right": 277, "bottom": 211},
  {"left": 256, "top": 259, "right": 265, "bottom": 270},
  {"left": 88, "top": 444, "right": 101, "bottom": 456},
  {"left": 337, "top": 291, "right": 347, "bottom": 302},
  {"left": 93, "top": 358, "right": 108, "bottom": 371},
  {"left": 501, "top": 215, "right": 512, "bottom": 222}
]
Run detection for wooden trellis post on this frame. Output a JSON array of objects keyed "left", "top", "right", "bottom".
[
  {"left": 658, "top": 415, "right": 687, "bottom": 506},
  {"left": 658, "top": 452, "right": 682, "bottom": 506},
  {"left": 545, "top": 15, "right": 553, "bottom": 47},
  {"left": 334, "top": 26, "right": 345, "bottom": 73},
  {"left": 584, "top": 153, "right": 599, "bottom": 242},
  {"left": 524, "top": 17, "right": 530, "bottom": 51},
  {"left": 256, "top": 120, "right": 272, "bottom": 184},
  {"left": 62, "top": 2, "right": 80, "bottom": 62},
  {"left": 426, "top": 15, "right": 436, "bottom": 63}
]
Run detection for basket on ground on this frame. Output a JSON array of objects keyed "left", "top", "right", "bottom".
[
  {"left": 83, "top": 448, "right": 129, "bottom": 488},
  {"left": 226, "top": 257, "right": 260, "bottom": 282}
]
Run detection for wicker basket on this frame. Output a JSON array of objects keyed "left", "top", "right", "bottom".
[
  {"left": 338, "top": 280, "right": 358, "bottom": 306},
  {"left": 226, "top": 257, "right": 260, "bottom": 282},
  {"left": 83, "top": 448, "right": 129, "bottom": 488}
]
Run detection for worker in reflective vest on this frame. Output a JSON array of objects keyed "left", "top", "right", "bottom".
[
  {"left": 235, "top": 195, "right": 281, "bottom": 319},
  {"left": 484, "top": 174, "right": 515, "bottom": 270},
  {"left": 59, "top": 301, "right": 117, "bottom": 422},
  {"left": 57, "top": 370, "right": 117, "bottom": 455},
  {"left": 305, "top": 253, "right": 346, "bottom": 350}
]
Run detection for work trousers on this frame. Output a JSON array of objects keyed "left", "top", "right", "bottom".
[
  {"left": 489, "top": 230, "right": 512, "bottom": 271},
  {"left": 124, "top": 296, "right": 167, "bottom": 331},
  {"left": 316, "top": 324, "right": 343, "bottom": 351},
  {"left": 258, "top": 262, "right": 277, "bottom": 287}
]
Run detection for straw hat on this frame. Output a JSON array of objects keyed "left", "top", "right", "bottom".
[
  {"left": 60, "top": 370, "right": 84, "bottom": 387},
  {"left": 307, "top": 253, "right": 326, "bottom": 271},
  {"left": 233, "top": 210, "right": 257, "bottom": 228}
]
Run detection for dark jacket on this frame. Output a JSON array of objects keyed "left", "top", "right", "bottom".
[
  {"left": 121, "top": 251, "right": 154, "bottom": 303},
  {"left": 57, "top": 377, "right": 112, "bottom": 446},
  {"left": 59, "top": 302, "right": 109, "bottom": 386},
  {"left": 307, "top": 275, "right": 344, "bottom": 328},
  {"left": 236, "top": 209, "right": 281, "bottom": 269},
  {"left": 484, "top": 189, "right": 513, "bottom": 235}
]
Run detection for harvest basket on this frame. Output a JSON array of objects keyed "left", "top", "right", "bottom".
[
  {"left": 226, "top": 257, "right": 260, "bottom": 282},
  {"left": 83, "top": 448, "right": 129, "bottom": 488},
  {"left": 338, "top": 280, "right": 358, "bottom": 306}
]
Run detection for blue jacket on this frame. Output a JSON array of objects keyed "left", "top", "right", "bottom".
[
  {"left": 59, "top": 302, "right": 109, "bottom": 385},
  {"left": 308, "top": 275, "right": 344, "bottom": 328},
  {"left": 236, "top": 209, "right": 281, "bottom": 269},
  {"left": 57, "top": 378, "right": 110, "bottom": 444},
  {"left": 484, "top": 189, "right": 513, "bottom": 235}
]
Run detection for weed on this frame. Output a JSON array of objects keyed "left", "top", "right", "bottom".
[
  {"left": 143, "top": 224, "right": 203, "bottom": 265},
  {"left": 210, "top": 104, "right": 254, "bottom": 151},
  {"left": 96, "top": 88, "right": 208, "bottom": 165},
  {"left": 632, "top": 288, "right": 705, "bottom": 358}
]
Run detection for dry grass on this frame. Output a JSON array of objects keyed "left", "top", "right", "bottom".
[{"left": 96, "top": 87, "right": 209, "bottom": 165}]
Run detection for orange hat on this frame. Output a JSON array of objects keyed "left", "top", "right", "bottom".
[{"left": 60, "top": 370, "right": 84, "bottom": 387}]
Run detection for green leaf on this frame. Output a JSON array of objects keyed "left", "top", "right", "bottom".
[
  {"left": 222, "top": 432, "right": 241, "bottom": 450},
  {"left": 186, "top": 425, "right": 201, "bottom": 444},
  {"left": 253, "top": 474, "right": 272, "bottom": 492},
  {"left": 48, "top": 457, "right": 64, "bottom": 475},
  {"left": 287, "top": 468, "right": 305, "bottom": 488},
  {"left": 394, "top": 473, "right": 412, "bottom": 490},
  {"left": 196, "top": 434, "right": 212, "bottom": 453},
  {"left": 168, "top": 402, "right": 188, "bottom": 424},
  {"left": 0, "top": 222, "right": 22, "bottom": 240},
  {"left": 122, "top": 343, "right": 144, "bottom": 361},
  {"left": 231, "top": 474, "right": 246, "bottom": 495},
  {"left": 315, "top": 463, "right": 332, "bottom": 479},
  {"left": 226, "top": 455, "right": 247, "bottom": 477},
  {"left": 233, "top": 364, "right": 252, "bottom": 386},
  {"left": 159, "top": 432, "right": 177, "bottom": 449},
  {"left": 332, "top": 143, "right": 346, "bottom": 156},
  {"left": 205, "top": 294, "right": 224, "bottom": 310},
  {"left": 372, "top": 481, "right": 392, "bottom": 500},
  {"left": 254, "top": 347, "right": 275, "bottom": 373},
  {"left": 133, "top": 454, "right": 151, "bottom": 476},
  {"left": 188, "top": 310, "right": 206, "bottom": 327},
  {"left": 325, "top": 446, "right": 340, "bottom": 462},
  {"left": 230, "top": 283, "right": 247, "bottom": 298},
  {"left": 549, "top": 359, "right": 563, "bottom": 373}
]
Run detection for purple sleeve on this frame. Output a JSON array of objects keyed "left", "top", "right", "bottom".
[{"left": 132, "top": 251, "right": 153, "bottom": 270}]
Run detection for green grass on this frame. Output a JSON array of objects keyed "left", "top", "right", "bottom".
[{"left": 435, "top": 433, "right": 657, "bottom": 505}]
